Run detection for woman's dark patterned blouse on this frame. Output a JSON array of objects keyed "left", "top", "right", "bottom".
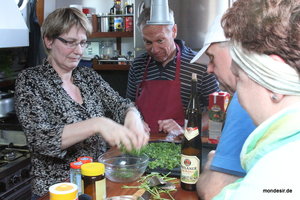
[{"left": 15, "top": 61, "right": 133, "bottom": 196}]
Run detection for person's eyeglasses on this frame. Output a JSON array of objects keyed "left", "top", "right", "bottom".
[{"left": 56, "top": 37, "right": 89, "bottom": 49}]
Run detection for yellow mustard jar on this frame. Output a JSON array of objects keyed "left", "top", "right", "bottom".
[{"left": 81, "top": 162, "right": 106, "bottom": 200}]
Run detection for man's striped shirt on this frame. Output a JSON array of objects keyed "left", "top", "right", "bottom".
[{"left": 126, "top": 39, "right": 220, "bottom": 110}]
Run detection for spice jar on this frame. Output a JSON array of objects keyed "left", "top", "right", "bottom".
[
  {"left": 70, "top": 161, "right": 84, "bottom": 195},
  {"left": 49, "top": 182, "right": 78, "bottom": 200},
  {"left": 81, "top": 162, "right": 106, "bottom": 199}
]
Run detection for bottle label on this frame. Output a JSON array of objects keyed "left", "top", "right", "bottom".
[
  {"left": 82, "top": 178, "right": 106, "bottom": 200},
  {"left": 95, "top": 178, "right": 106, "bottom": 200},
  {"left": 180, "top": 155, "right": 200, "bottom": 184},
  {"left": 184, "top": 127, "right": 199, "bottom": 141}
]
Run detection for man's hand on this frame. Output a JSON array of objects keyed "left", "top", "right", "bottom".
[{"left": 158, "top": 119, "right": 184, "bottom": 135}]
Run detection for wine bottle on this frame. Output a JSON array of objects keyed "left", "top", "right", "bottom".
[{"left": 180, "top": 73, "right": 202, "bottom": 191}]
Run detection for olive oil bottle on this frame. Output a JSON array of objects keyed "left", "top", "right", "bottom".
[{"left": 180, "top": 73, "right": 202, "bottom": 191}]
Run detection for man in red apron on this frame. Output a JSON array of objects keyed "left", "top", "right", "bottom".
[
  {"left": 135, "top": 43, "right": 185, "bottom": 134},
  {"left": 126, "top": 8, "right": 220, "bottom": 135}
]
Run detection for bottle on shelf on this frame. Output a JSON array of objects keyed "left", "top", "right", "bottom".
[
  {"left": 109, "top": 5, "right": 115, "bottom": 32},
  {"left": 124, "top": 0, "right": 133, "bottom": 32},
  {"left": 180, "top": 73, "right": 203, "bottom": 191},
  {"left": 124, "top": 0, "right": 133, "bottom": 14},
  {"left": 115, "top": 0, "right": 123, "bottom": 14}
]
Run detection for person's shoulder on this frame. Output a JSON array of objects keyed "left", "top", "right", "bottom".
[
  {"left": 17, "top": 65, "right": 43, "bottom": 78},
  {"left": 131, "top": 52, "right": 148, "bottom": 70},
  {"left": 176, "top": 39, "right": 197, "bottom": 56},
  {"left": 133, "top": 52, "right": 148, "bottom": 62},
  {"left": 179, "top": 45, "right": 204, "bottom": 67}
]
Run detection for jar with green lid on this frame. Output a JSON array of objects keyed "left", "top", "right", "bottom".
[{"left": 81, "top": 162, "right": 106, "bottom": 200}]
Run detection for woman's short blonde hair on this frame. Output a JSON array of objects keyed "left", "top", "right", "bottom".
[{"left": 41, "top": 8, "right": 92, "bottom": 54}]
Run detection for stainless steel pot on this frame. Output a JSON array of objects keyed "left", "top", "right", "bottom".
[{"left": 0, "top": 91, "right": 14, "bottom": 118}]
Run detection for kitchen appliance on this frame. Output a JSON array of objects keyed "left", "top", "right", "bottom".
[
  {"left": 0, "top": 139, "right": 31, "bottom": 200},
  {"left": 134, "top": 0, "right": 234, "bottom": 56},
  {"left": 0, "top": 0, "right": 29, "bottom": 48},
  {"left": 0, "top": 112, "right": 31, "bottom": 200}
]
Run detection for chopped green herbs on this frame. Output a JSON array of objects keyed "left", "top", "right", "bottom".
[
  {"left": 140, "top": 142, "right": 181, "bottom": 170},
  {"left": 121, "top": 142, "right": 181, "bottom": 170},
  {"left": 120, "top": 144, "right": 144, "bottom": 156}
]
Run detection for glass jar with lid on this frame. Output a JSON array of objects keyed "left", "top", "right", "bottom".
[{"left": 101, "top": 41, "right": 114, "bottom": 60}]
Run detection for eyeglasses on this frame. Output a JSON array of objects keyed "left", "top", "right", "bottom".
[{"left": 56, "top": 37, "right": 89, "bottom": 49}]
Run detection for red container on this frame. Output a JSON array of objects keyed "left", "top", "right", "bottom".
[
  {"left": 208, "top": 92, "right": 231, "bottom": 144},
  {"left": 125, "top": 16, "right": 133, "bottom": 32}
]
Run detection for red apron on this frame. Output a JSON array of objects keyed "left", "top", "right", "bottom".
[{"left": 135, "top": 44, "right": 185, "bottom": 134}]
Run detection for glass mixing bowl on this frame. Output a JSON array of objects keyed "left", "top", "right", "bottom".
[{"left": 98, "top": 149, "right": 149, "bottom": 183}]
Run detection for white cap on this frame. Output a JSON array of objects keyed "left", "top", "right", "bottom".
[{"left": 191, "top": 14, "right": 229, "bottom": 65}]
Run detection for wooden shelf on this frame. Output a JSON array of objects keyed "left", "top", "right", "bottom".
[
  {"left": 93, "top": 64, "right": 130, "bottom": 71},
  {"left": 90, "top": 31, "right": 133, "bottom": 38},
  {"left": 92, "top": 60, "right": 130, "bottom": 71},
  {"left": 0, "top": 80, "right": 15, "bottom": 88}
]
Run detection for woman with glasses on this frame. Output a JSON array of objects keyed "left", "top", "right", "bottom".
[{"left": 14, "top": 8, "right": 149, "bottom": 199}]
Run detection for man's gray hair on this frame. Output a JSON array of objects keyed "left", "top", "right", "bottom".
[{"left": 137, "top": 8, "right": 175, "bottom": 30}]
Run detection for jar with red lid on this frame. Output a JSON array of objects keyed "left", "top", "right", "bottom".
[
  {"left": 70, "top": 161, "right": 84, "bottom": 195},
  {"left": 77, "top": 156, "right": 93, "bottom": 164}
]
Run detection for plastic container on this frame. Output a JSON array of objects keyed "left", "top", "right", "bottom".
[
  {"left": 81, "top": 162, "right": 106, "bottom": 199},
  {"left": 101, "top": 15, "right": 110, "bottom": 32},
  {"left": 49, "top": 182, "right": 78, "bottom": 200}
]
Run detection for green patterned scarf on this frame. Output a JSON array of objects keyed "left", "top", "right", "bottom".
[{"left": 213, "top": 103, "right": 300, "bottom": 200}]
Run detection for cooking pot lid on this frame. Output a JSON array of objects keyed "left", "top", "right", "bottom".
[{"left": 0, "top": 91, "right": 14, "bottom": 99}]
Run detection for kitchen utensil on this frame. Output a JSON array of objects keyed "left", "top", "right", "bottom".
[
  {"left": 147, "top": 175, "right": 175, "bottom": 190},
  {"left": 146, "top": 0, "right": 173, "bottom": 25},
  {"left": 0, "top": 91, "right": 14, "bottom": 118},
  {"left": 105, "top": 195, "right": 144, "bottom": 200},
  {"left": 101, "top": 15, "right": 110, "bottom": 32}
]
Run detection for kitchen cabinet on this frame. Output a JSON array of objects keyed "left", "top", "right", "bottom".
[{"left": 90, "top": 14, "right": 133, "bottom": 71}]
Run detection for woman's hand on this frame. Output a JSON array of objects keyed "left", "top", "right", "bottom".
[
  {"left": 94, "top": 117, "right": 144, "bottom": 151},
  {"left": 124, "top": 107, "right": 149, "bottom": 149}
]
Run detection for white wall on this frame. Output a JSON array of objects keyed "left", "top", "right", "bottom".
[{"left": 45, "top": 0, "right": 113, "bottom": 17}]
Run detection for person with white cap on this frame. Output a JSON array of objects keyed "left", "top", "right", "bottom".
[
  {"left": 126, "top": 8, "right": 219, "bottom": 135},
  {"left": 213, "top": 0, "right": 300, "bottom": 199},
  {"left": 191, "top": 14, "right": 256, "bottom": 199}
]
